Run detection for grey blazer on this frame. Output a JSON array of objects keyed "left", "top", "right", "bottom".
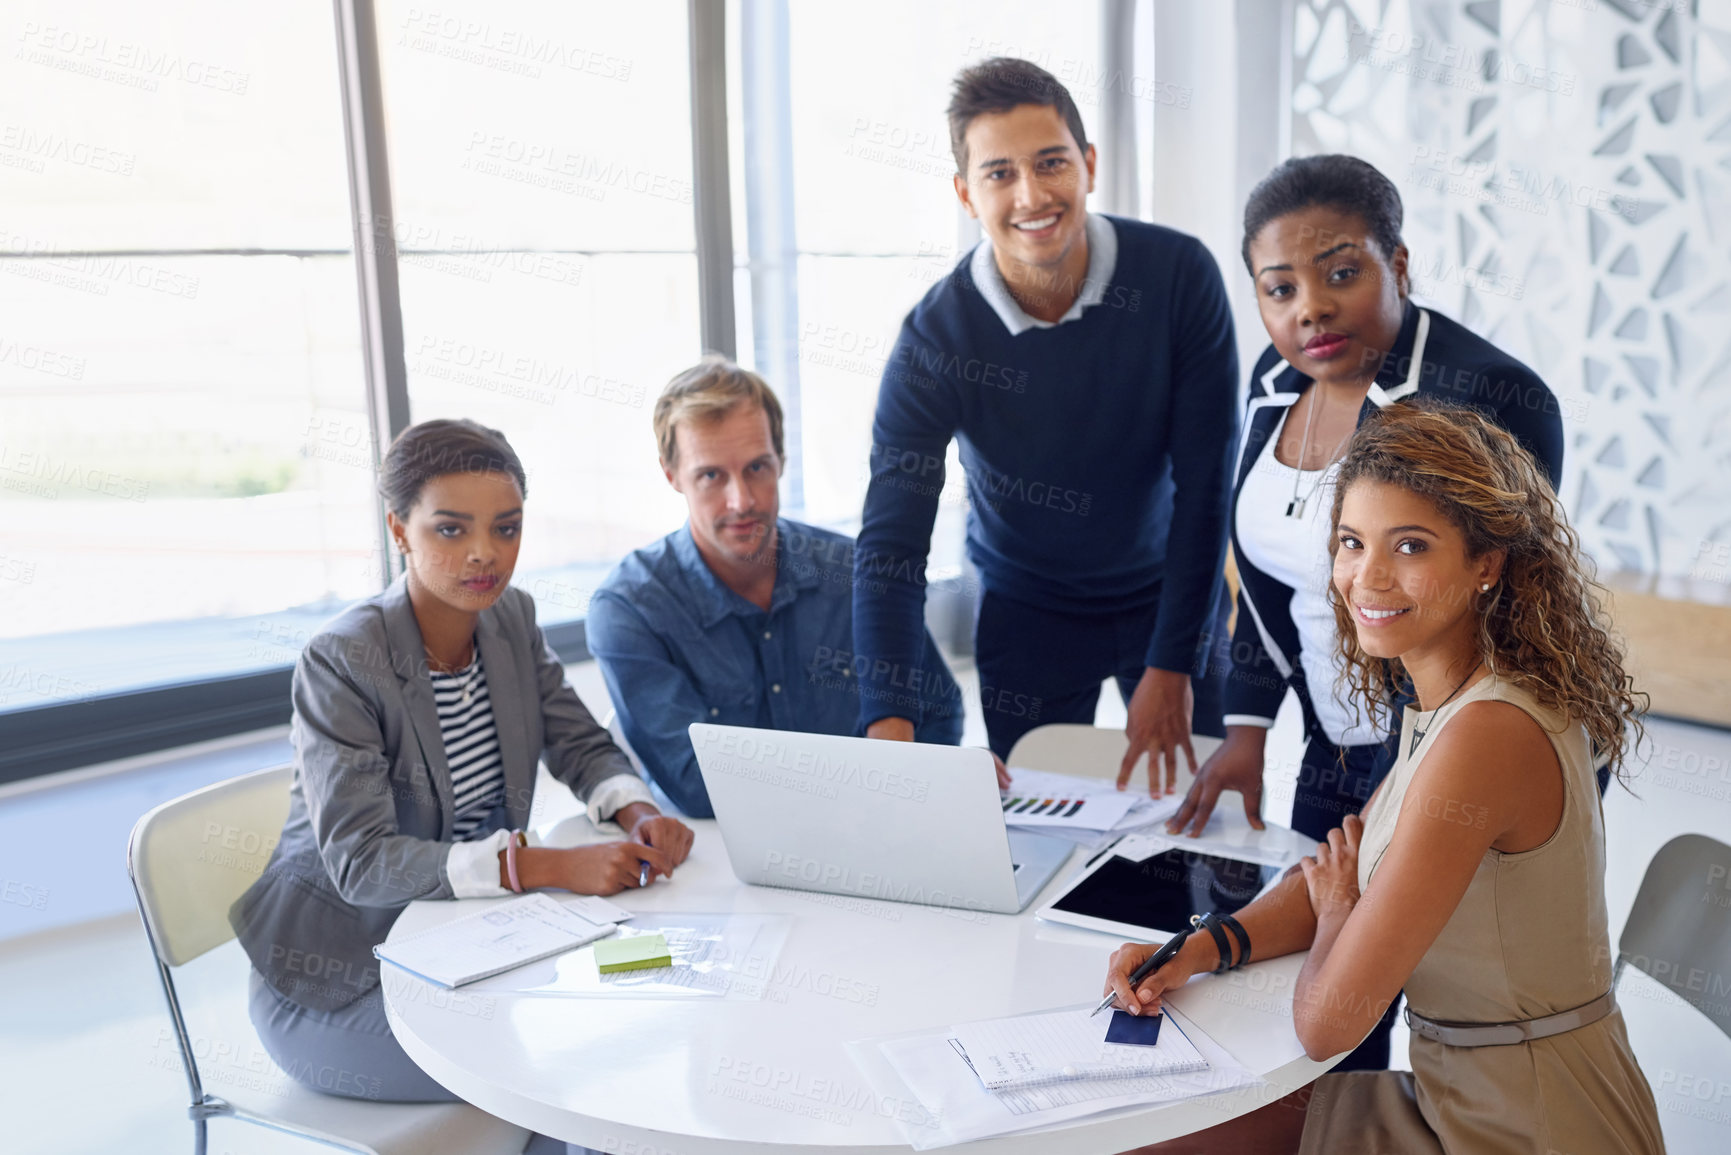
[{"left": 230, "top": 577, "right": 636, "bottom": 1012}]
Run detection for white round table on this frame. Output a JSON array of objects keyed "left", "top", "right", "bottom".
[{"left": 384, "top": 819, "right": 1338, "bottom": 1152}]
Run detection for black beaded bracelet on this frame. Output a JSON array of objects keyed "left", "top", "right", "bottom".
[
  {"left": 1218, "top": 912, "right": 1252, "bottom": 968},
  {"left": 1190, "top": 913, "right": 1234, "bottom": 974}
]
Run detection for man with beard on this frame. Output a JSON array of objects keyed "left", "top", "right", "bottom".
[{"left": 588, "top": 357, "right": 964, "bottom": 818}]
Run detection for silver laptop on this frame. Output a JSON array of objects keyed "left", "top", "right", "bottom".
[{"left": 690, "top": 724, "right": 1072, "bottom": 915}]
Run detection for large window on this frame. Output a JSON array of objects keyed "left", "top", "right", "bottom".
[
  {"left": 1, "top": 0, "right": 1155, "bottom": 778},
  {"left": 0, "top": 2, "right": 370, "bottom": 710},
  {"left": 725, "top": 0, "right": 1143, "bottom": 580},
  {"left": 375, "top": 1, "right": 697, "bottom": 617}
]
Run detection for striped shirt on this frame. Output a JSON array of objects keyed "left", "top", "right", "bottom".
[{"left": 431, "top": 652, "right": 506, "bottom": 840}]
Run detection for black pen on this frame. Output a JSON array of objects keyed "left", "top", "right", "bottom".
[
  {"left": 1080, "top": 835, "right": 1124, "bottom": 872},
  {"left": 1090, "top": 924, "right": 1194, "bottom": 1018}
]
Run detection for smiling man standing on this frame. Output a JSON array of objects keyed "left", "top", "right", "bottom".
[{"left": 853, "top": 58, "right": 1239, "bottom": 788}]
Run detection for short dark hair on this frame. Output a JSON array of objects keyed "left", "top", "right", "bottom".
[
  {"left": 947, "top": 57, "right": 1089, "bottom": 175},
  {"left": 1241, "top": 154, "right": 1405, "bottom": 274},
  {"left": 378, "top": 418, "right": 528, "bottom": 518}
]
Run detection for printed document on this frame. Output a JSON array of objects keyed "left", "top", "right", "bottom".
[{"left": 374, "top": 893, "right": 615, "bottom": 988}]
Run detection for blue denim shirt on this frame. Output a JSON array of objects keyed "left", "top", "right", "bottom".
[{"left": 586, "top": 518, "right": 964, "bottom": 817}]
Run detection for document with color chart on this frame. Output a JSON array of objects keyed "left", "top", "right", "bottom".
[{"left": 999, "top": 788, "right": 1137, "bottom": 830}]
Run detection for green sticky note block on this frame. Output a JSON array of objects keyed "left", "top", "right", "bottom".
[{"left": 594, "top": 932, "right": 672, "bottom": 973}]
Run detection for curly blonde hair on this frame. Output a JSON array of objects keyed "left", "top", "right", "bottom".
[{"left": 1327, "top": 399, "right": 1646, "bottom": 774}]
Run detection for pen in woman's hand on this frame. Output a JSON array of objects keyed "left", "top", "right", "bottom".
[{"left": 1092, "top": 926, "right": 1195, "bottom": 1017}]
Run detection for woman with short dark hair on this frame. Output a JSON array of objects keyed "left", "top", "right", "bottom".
[{"left": 231, "top": 419, "right": 692, "bottom": 1150}]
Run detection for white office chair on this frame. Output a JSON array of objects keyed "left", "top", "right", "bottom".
[
  {"left": 1006, "top": 723, "right": 1131, "bottom": 780},
  {"left": 126, "top": 766, "right": 530, "bottom": 1155},
  {"left": 1614, "top": 833, "right": 1731, "bottom": 1041},
  {"left": 1006, "top": 723, "right": 1220, "bottom": 794}
]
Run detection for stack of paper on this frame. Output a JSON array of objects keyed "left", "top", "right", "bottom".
[
  {"left": 852, "top": 1003, "right": 1264, "bottom": 1148},
  {"left": 374, "top": 893, "right": 620, "bottom": 988},
  {"left": 952, "top": 1007, "right": 1206, "bottom": 1090},
  {"left": 1003, "top": 768, "right": 1317, "bottom": 865}
]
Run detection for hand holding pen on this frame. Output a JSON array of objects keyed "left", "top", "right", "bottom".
[{"left": 1095, "top": 925, "right": 1198, "bottom": 1018}]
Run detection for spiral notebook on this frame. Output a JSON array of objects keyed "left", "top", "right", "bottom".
[{"left": 950, "top": 1006, "right": 1207, "bottom": 1092}]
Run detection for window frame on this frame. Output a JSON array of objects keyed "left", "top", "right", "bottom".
[{"left": 1, "top": 0, "right": 730, "bottom": 783}]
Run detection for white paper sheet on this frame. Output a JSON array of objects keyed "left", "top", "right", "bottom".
[
  {"left": 374, "top": 893, "right": 615, "bottom": 988},
  {"left": 951, "top": 1006, "right": 1205, "bottom": 1090},
  {"left": 861, "top": 1004, "right": 1264, "bottom": 1149},
  {"left": 561, "top": 894, "right": 633, "bottom": 924},
  {"left": 1114, "top": 815, "right": 1315, "bottom": 868},
  {"left": 1003, "top": 768, "right": 1182, "bottom": 846},
  {"left": 470, "top": 913, "right": 791, "bottom": 1000}
]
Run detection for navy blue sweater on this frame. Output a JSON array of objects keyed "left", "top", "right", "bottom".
[{"left": 853, "top": 215, "right": 1240, "bottom": 729}]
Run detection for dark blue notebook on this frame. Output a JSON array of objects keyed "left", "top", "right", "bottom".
[{"left": 1105, "top": 1010, "right": 1163, "bottom": 1046}]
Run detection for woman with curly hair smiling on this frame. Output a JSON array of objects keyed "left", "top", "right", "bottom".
[{"left": 1103, "top": 400, "right": 1662, "bottom": 1154}]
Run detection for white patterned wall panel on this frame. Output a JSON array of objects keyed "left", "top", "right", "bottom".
[{"left": 1286, "top": 0, "right": 1731, "bottom": 580}]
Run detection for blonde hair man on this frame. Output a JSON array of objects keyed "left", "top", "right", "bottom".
[{"left": 586, "top": 357, "right": 963, "bottom": 817}]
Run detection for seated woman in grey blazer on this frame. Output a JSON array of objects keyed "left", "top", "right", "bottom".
[{"left": 231, "top": 418, "right": 694, "bottom": 1136}]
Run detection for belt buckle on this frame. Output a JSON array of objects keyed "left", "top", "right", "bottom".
[{"left": 1403, "top": 1006, "right": 1445, "bottom": 1043}]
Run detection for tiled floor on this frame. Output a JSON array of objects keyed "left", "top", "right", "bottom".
[{"left": 2, "top": 662, "right": 1727, "bottom": 1153}]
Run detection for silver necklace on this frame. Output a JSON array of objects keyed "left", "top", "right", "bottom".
[
  {"left": 1284, "top": 390, "right": 1350, "bottom": 519},
  {"left": 428, "top": 644, "right": 479, "bottom": 703},
  {"left": 1408, "top": 663, "right": 1482, "bottom": 757}
]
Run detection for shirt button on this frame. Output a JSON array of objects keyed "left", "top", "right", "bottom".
[
  {"left": 709, "top": 707, "right": 719, "bottom": 716},
  {"left": 771, "top": 684, "right": 782, "bottom": 693},
  {"left": 763, "top": 630, "right": 772, "bottom": 639}
]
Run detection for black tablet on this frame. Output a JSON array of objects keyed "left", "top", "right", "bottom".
[{"left": 1037, "top": 844, "right": 1280, "bottom": 939}]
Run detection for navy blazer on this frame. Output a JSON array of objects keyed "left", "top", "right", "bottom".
[
  {"left": 1224, "top": 302, "right": 1566, "bottom": 744},
  {"left": 230, "top": 577, "right": 637, "bottom": 1012}
]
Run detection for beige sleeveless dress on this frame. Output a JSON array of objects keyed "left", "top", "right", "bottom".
[{"left": 1297, "top": 675, "right": 1664, "bottom": 1154}]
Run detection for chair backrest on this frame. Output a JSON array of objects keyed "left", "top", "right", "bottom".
[
  {"left": 127, "top": 766, "right": 293, "bottom": 967},
  {"left": 1617, "top": 832, "right": 1731, "bottom": 1042},
  {"left": 1006, "top": 724, "right": 1131, "bottom": 780}
]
